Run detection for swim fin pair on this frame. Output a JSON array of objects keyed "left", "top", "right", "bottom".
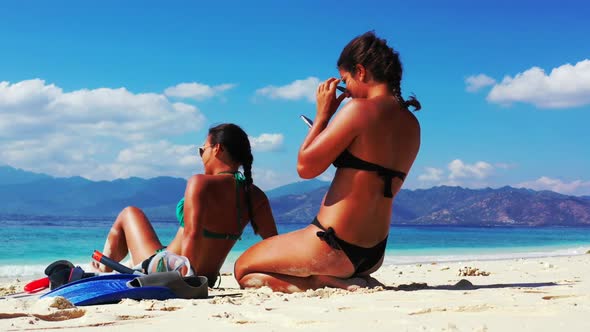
[{"left": 41, "top": 271, "right": 208, "bottom": 306}]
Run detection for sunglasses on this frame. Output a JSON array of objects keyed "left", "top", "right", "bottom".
[{"left": 198, "top": 145, "right": 212, "bottom": 157}]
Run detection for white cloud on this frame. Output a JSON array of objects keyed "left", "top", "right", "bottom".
[
  {"left": 0, "top": 79, "right": 61, "bottom": 112},
  {"left": 448, "top": 159, "right": 493, "bottom": 180},
  {"left": 0, "top": 137, "right": 201, "bottom": 181},
  {"left": 0, "top": 79, "right": 206, "bottom": 141},
  {"left": 109, "top": 141, "right": 201, "bottom": 179},
  {"left": 256, "top": 77, "right": 319, "bottom": 103},
  {"left": 0, "top": 79, "right": 208, "bottom": 180},
  {"left": 418, "top": 167, "right": 444, "bottom": 182},
  {"left": 486, "top": 59, "right": 590, "bottom": 108},
  {"left": 252, "top": 168, "right": 299, "bottom": 190},
  {"left": 517, "top": 176, "right": 590, "bottom": 196},
  {"left": 249, "top": 133, "right": 284, "bottom": 152},
  {"left": 465, "top": 74, "right": 496, "bottom": 92},
  {"left": 164, "top": 82, "right": 236, "bottom": 101},
  {"left": 416, "top": 159, "right": 499, "bottom": 188}
]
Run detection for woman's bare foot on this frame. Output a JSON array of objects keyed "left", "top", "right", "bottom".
[{"left": 314, "top": 275, "right": 368, "bottom": 291}]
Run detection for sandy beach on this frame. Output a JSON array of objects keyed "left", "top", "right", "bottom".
[{"left": 1, "top": 254, "right": 589, "bottom": 332}]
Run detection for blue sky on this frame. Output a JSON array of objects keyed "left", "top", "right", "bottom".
[{"left": 1, "top": 0, "right": 589, "bottom": 195}]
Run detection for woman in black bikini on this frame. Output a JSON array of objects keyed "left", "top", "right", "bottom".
[
  {"left": 234, "top": 31, "right": 421, "bottom": 292},
  {"left": 92, "top": 123, "right": 278, "bottom": 287}
]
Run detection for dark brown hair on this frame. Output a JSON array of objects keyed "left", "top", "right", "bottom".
[
  {"left": 337, "top": 31, "right": 421, "bottom": 111},
  {"left": 208, "top": 123, "right": 258, "bottom": 233}
]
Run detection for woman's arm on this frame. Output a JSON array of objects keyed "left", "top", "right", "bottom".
[
  {"left": 180, "top": 174, "right": 208, "bottom": 266},
  {"left": 297, "top": 78, "right": 363, "bottom": 178}
]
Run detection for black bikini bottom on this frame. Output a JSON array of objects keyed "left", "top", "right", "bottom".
[{"left": 312, "top": 217, "right": 387, "bottom": 275}]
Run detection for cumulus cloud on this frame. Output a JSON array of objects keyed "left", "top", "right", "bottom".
[
  {"left": 448, "top": 159, "right": 493, "bottom": 180},
  {"left": 249, "top": 133, "right": 284, "bottom": 152},
  {"left": 418, "top": 167, "right": 444, "bottom": 182},
  {"left": 164, "top": 82, "right": 236, "bottom": 100},
  {"left": 10, "top": 140, "right": 202, "bottom": 181},
  {"left": 486, "top": 59, "right": 590, "bottom": 108},
  {"left": 112, "top": 141, "right": 201, "bottom": 179},
  {"left": 252, "top": 168, "right": 299, "bottom": 190},
  {"left": 0, "top": 79, "right": 61, "bottom": 112},
  {"left": 517, "top": 176, "right": 590, "bottom": 196},
  {"left": 465, "top": 74, "right": 496, "bottom": 92},
  {"left": 0, "top": 79, "right": 205, "bottom": 141},
  {"left": 0, "top": 79, "right": 207, "bottom": 180},
  {"left": 417, "top": 159, "right": 498, "bottom": 188},
  {"left": 256, "top": 77, "right": 319, "bottom": 102}
]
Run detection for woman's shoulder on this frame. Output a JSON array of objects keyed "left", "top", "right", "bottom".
[
  {"left": 333, "top": 98, "right": 373, "bottom": 128},
  {"left": 187, "top": 173, "right": 209, "bottom": 185},
  {"left": 341, "top": 98, "right": 369, "bottom": 112},
  {"left": 185, "top": 174, "right": 217, "bottom": 195},
  {"left": 185, "top": 175, "right": 271, "bottom": 203},
  {"left": 248, "top": 184, "right": 270, "bottom": 202},
  {"left": 399, "top": 102, "right": 421, "bottom": 131}
]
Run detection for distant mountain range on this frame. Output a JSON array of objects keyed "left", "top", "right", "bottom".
[
  {"left": 1, "top": 165, "right": 589, "bottom": 226},
  {"left": 0, "top": 166, "right": 186, "bottom": 217},
  {"left": 270, "top": 185, "right": 590, "bottom": 226},
  {"left": 265, "top": 179, "right": 330, "bottom": 198},
  {"left": 0, "top": 165, "right": 52, "bottom": 185}
]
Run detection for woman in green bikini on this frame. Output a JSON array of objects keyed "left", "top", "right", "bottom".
[{"left": 92, "top": 123, "right": 278, "bottom": 286}]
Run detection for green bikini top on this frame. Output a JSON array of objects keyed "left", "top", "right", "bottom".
[{"left": 176, "top": 171, "right": 247, "bottom": 240}]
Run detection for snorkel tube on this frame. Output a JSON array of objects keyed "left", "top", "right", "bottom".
[{"left": 92, "top": 250, "right": 144, "bottom": 275}]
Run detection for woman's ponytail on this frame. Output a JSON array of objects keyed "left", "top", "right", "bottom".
[{"left": 242, "top": 152, "right": 257, "bottom": 234}]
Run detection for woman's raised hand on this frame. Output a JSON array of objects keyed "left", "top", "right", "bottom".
[{"left": 316, "top": 78, "right": 348, "bottom": 121}]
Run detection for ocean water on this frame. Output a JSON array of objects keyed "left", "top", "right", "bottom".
[{"left": 1, "top": 216, "right": 589, "bottom": 279}]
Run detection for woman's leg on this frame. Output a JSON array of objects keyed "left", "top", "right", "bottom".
[
  {"left": 234, "top": 225, "right": 365, "bottom": 293},
  {"left": 92, "top": 206, "right": 164, "bottom": 272}
]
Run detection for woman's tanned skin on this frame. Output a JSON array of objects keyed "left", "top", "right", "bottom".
[
  {"left": 93, "top": 124, "right": 277, "bottom": 285},
  {"left": 234, "top": 32, "right": 421, "bottom": 292}
]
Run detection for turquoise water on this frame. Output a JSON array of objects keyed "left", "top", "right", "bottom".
[{"left": 1, "top": 216, "right": 590, "bottom": 278}]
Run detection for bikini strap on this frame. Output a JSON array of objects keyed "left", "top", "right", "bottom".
[
  {"left": 376, "top": 169, "right": 406, "bottom": 198},
  {"left": 233, "top": 172, "right": 245, "bottom": 231},
  {"left": 312, "top": 218, "right": 342, "bottom": 250}
]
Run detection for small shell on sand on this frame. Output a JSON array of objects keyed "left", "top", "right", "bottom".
[
  {"left": 33, "top": 297, "right": 76, "bottom": 311},
  {"left": 458, "top": 267, "right": 490, "bottom": 276},
  {"left": 0, "top": 284, "right": 18, "bottom": 296}
]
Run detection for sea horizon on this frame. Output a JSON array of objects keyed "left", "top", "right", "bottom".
[{"left": 1, "top": 216, "right": 589, "bottom": 280}]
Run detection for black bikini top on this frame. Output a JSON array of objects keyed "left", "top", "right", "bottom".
[{"left": 332, "top": 149, "right": 406, "bottom": 198}]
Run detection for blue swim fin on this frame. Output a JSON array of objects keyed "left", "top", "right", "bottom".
[{"left": 40, "top": 274, "right": 176, "bottom": 306}]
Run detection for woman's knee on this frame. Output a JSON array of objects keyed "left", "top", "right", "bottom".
[
  {"left": 122, "top": 205, "right": 143, "bottom": 216},
  {"left": 233, "top": 255, "right": 250, "bottom": 281},
  {"left": 234, "top": 246, "right": 270, "bottom": 281},
  {"left": 117, "top": 206, "right": 143, "bottom": 220},
  {"left": 113, "top": 206, "right": 146, "bottom": 230}
]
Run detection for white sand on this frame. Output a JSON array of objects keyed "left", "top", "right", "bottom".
[{"left": 1, "top": 254, "right": 590, "bottom": 331}]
